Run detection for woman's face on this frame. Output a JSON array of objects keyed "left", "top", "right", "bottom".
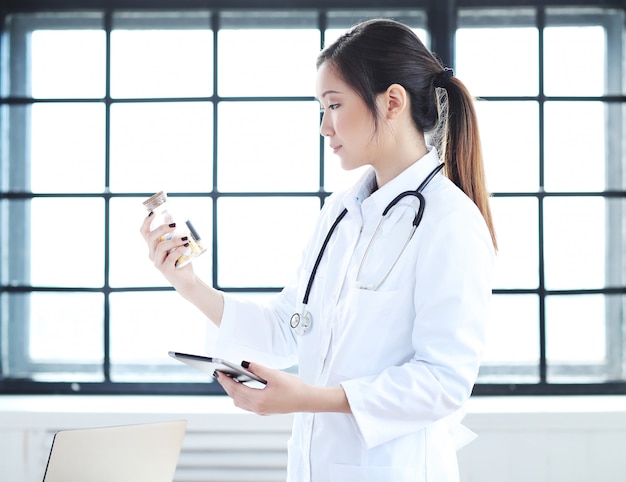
[{"left": 315, "top": 62, "right": 380, "bottom": 171}]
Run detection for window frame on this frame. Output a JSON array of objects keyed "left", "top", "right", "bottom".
[
  {"left": 458, "top": 6, "right": 626, "bottom": 395},
  {"left": 0, "top": 0, "right": 625, "bottom": 396}
]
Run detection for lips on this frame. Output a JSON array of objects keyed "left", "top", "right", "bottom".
[{"left": 329, "top": 145, "right": 342, "bottom": 154}]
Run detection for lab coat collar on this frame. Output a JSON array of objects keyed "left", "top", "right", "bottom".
[
  {"left": 341, "top": 146, "right": 443, "bottom": 217},
  {"left": 341, "top": 167, "right": 377, "bottom": 214}
]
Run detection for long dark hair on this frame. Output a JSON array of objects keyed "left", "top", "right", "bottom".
[{"left": 317, "top": 18, "right": 497, "bottom": 250}]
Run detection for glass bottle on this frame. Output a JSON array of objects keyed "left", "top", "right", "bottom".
[{"left": 143, "top": 191, "right": 206, "bottom": 269}]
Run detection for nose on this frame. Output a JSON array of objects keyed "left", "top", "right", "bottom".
[{"left": 319, "top": 110, "right": 334, "bottom": 137}]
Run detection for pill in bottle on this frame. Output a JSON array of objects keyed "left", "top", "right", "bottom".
[{"left": 143, "top": 191, "right": 206, "bottom": 269}]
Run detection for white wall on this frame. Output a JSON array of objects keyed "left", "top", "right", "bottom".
[
  {"left": 457, "top": 397, "right": 626, "bottom": 482},
  {"left": 1, "top": 395, "right": 625, "bottom": 482}
]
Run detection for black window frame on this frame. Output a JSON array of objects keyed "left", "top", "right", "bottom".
[{"left": 0, "top": 0, "right": 625, "bottom": 396}]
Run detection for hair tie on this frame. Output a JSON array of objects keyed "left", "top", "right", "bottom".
[{"left": 434, "top": 67, "right": 454, "bottom": 88}]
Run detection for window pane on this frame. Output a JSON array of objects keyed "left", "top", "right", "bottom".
[
  {"left": 2, "top": 292, "right": 104, "bottom": 381},
  {"left": 217, "top": 197, "right": 319, "bottom": 287},
  {"left": 109, "top": 102, "right": 213, "bottom": 192},
  {"left": 0, "top": 200, "right": 30, "bottom": 285},
  {"left": 326, "top": 10, "right": 427, "bottom": 44},
  {"left": 30, "top": 198, "right": 104, "bottom": 287},
  {"left": 218, "top": 101, "right": 320, "bottom": 192},
  {"left": 544, "top": 196, "right": 606, "bottom": 290},
  {"left": 478, "top": 294, "right": 540, "bottom": 383},
  {"left": 606, "top": 198, "right": 625, "bottom": 288},
  {"left": 456, "top": 25, "right": 538, "bottom": 97},
  {"left": 606, "top": 103, "right": 626, "bottom": 191},
  {"left": 110, "top": 291, "right": 215, "bottom": 382},
  {"left": 109, "top": 196, "right": 213, "bottom": 288},
  {"left": 476, "top": 101, "right": 539, "bottom": 192},
  {"left": 31, "top": 103, "right": 105, "bottom": 193},
  {"left": 544, "top": 25, "right": 605, "bottom": 97},
  {"left": 491, "top": 197, "right": 539, "bottom": 289},
  {"left": 544, "top": 102, "right": 605, "bottom": 192},
  {"left": 30, "top": 292, "right": 104, "bottom": 362},
  {"left": 546, "top": 294, "right": 606, "bottom": 368},
  {"left": 218, "top": 28, "right": 319, "bottom": 97},
  {"left": 111, "top": 29, "right": 213, "bottom": 98},
  {"left": 324, "top": 8, "right": 427, "bottom": 51},
  {"left": 31, "top": 29, "right": 105, "bottom": 99}
]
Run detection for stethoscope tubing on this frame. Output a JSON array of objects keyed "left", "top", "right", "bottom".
[
  {"left": 292, "top": 162, "right": 444, "bottom": 334},
  {"left": 302, "top": 208, "right": 348, "bottom": 306}
]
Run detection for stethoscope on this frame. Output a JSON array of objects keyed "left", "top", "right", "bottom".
[{"left": 289, "top": 162, "right": 444, "bottom": 336}]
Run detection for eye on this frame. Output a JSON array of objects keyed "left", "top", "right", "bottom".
[{"left": 319, "top": 103, "right": 340, "bottom": 114}]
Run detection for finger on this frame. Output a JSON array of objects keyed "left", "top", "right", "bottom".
[
  {"left": 146, "top": 225, "right": 179, "bottom": 263},
  {"left": 146, "top": 223, "right": 176, "bottom": 245},
  {"left": 216, "top": 371, "right": 269, "bottom": 413},
  {"left": 241, "top": 362, "right": 271, "bottom": 382},
  {"left": 214, "top": 371, "right": 244, "bottom": 398},
  {"left": 155, "top": 241, "right": 189, "bottom": 270},
  {"left": 139, "top": 211, "right": 155, "bottom": 241}
]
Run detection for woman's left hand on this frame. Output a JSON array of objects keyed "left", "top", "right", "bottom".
[{"left": 214, "top": 362, "right": 310, "bottom": 415}]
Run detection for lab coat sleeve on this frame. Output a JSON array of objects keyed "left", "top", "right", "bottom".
[
  {"left": 214, "top": 194, "right": 346, "bottom": 368},
  {"left": 214, "top": 287, "right": 299, "bottom": 369},
  {"left": 340, "top": 205, "right": 495, "bottom": 449}
]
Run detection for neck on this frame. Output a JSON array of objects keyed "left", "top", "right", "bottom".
[{"left": 374, "top": 143, "right": 428, "bottom": 188}]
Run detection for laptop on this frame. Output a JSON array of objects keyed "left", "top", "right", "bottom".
[{"left": 42, "top": 420, "right": 187, "bottom": 482}]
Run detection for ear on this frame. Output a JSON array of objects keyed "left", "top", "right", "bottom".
[{"left": 381, "top": 83, "right": 408, "bottom": 120}]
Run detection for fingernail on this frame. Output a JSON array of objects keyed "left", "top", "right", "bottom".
[
  {"left": 169, "top": 223, "right": 176, "bottom": 228},
  {"left": 183, "top": 242, "right": 190, "bottom": 247},
  {"left": 148, "top": 211, "right": 154, "bottom": 217},
  {"left": 212, "top": 370, "right": 219, "bottom": 379},
  {"left": 181, "top": 236, "right": 188, "bottom": 241},
  {"left": 241, "top": 360, "right": 250, "bottom": 369}
]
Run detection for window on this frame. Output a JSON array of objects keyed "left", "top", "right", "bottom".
[
  {"left": 0, "top": 2, "right": 624, "bottom": 395},
  {"left": 456, "top": 7, "right": 625, "bottom": 393}
]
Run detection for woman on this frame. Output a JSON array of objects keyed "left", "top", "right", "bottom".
[{"left": 141, "top": 18, "right": 497, "bottom": 482}]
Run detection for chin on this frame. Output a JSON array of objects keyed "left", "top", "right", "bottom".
[{"left": 341, "top": 159, "right": 367, "bottom": 172}]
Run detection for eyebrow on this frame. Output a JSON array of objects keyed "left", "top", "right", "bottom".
[{"left": 320, "top": 90, "right": 342, "bottom": 98}]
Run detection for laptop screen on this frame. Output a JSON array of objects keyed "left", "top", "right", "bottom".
[{"left": 43, "top": 420, "right": 187, "bottom": 482}]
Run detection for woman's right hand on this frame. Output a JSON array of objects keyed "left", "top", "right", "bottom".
[
  {"left": 139, "top": 213, "right": 197, "bottom": 294},
  {"left": 140, "top": 213, "right": 225, "bottom": 325}
]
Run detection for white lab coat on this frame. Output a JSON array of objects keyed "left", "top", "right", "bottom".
[{"left": 215, "top": 147, "right": 495, "bottom": 482}]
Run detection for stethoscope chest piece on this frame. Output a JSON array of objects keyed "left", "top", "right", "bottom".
[{"left": 290, "top": 310, "right": 312, "bottom": 336}]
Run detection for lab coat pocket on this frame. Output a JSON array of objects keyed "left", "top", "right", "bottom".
[
  {"left": 329, "top": 464, "right": 425, "bottom": 482},
  {"left": 345, "top": 287, "right": 413, "bottom": 335},
  {"left": 333, "top": 287, "right": 414, "bottom": 376}
]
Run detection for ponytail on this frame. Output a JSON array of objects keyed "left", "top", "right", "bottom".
[
  {"left": 437, "top": 77, "right": 498, "bottom": 251},
  {"left": 317, "top": 18, "right": 497, "bottom": 250}
]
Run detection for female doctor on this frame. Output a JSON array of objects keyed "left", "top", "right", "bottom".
[{"left": 141, "top": 18, "right": 497, "bottom": 482}]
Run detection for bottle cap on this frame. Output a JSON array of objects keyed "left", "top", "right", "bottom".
[{"left": 143, "top": 191, "right": 167, "bottom": 211}]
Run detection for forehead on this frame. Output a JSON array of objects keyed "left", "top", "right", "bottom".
[{"left": 315, "top": 61, "right": 351, "bottom": 98}]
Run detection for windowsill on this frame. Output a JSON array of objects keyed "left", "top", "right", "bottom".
[
  {"left": 0, "top": 394, "right": 241, "bottom": 415},
  {"left": 0, "top": 394, "right": 625, "bottom": 430},
  {"left": 0, "top": 395, "right": 288, "bottom": 431}
]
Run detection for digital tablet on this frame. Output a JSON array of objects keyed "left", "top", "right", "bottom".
[{"left": 168, "top": 351, "right": 267, "bottom": 385}]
